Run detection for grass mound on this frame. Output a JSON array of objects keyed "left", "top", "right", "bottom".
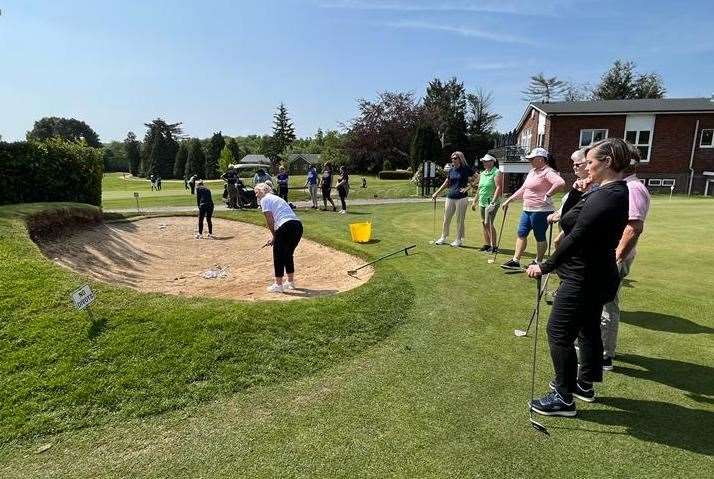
[{"left": 0, "top": 203, "right": 413, "bottom": 444}]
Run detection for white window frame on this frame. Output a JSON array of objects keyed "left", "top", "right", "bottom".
[
  {"left": 579, "top": 129, "right": 608, "bottom": 148},
  {"left": 648, "top": 179, "right": 662, "bottom": 186},
  {"left": 700, "top": 129, "right": 714, "bottom": 148},
  {"left": 638, "top": 178, "right": 646, "bottom": 185},
  {"left": 520, "top": 128, "right": 532, "bottom": 150},
  {"left": 661, "top": 179, "right": 675, "bottom": 187},
  {"left": 537, "top": 133, "right": 545, "bottom": 147},
  {"left": 625, "top": 129, "right": 653, "bottom": 162}
]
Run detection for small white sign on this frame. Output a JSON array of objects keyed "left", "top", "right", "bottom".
[{"left": 71, "top": 285, "right": 96, "bottom": 310}]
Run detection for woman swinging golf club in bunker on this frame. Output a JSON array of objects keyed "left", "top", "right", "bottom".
[
  {"left": 431, "top": 151, "right": 476, "bottom": 247},
  {"left": 525, "top": 138, "right": 634, "bottom": 417},
  {"left": 255, "top": 182, "right": 303, "bottom": 293}
]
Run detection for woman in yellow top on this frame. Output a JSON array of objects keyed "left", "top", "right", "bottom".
[{"left": 471, "top": 154, "right": 503, "bottom": 252}]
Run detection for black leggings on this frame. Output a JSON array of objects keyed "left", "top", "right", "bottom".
[
  {"left": 338, "top": 187, "right": 348, "bottom": 210},
  {"left": 279, "top": 185, "right": 288, "bottom": 202},
  {"left": 547, "top": 280, "right": 605, "bottom": 396},
  {"left": 198, "top": 204, "right": 213, "bottom": 235},
  {"left": 273, "top": 220, "right": 303, "bottom": 278}
]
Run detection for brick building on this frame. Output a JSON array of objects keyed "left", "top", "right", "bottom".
[{"left": 511, "top": 98, "right": 714, "bottom": 195}]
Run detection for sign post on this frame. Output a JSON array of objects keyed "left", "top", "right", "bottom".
[
  {"left": 71, "top": 284, "right": 97, "bottom": 322},
  {"left": 669, "top": 184, "right": 675, "bottom": 201},
  {"left": 133, "top": 192, "right": 141, "bottom": 213}
]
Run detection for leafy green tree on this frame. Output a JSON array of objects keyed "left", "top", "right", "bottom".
[
  {"left": 205, "top": 131, "right": 225, "bottom": 179},
  {"left": 219, "top": 145, "right": 233, "bottom": 174},
  {"left": 466, "top": 89, "right": 502, "bottom": 136},
  {"left": 124, "top": 131, "right": 141, "bottom": 176},
  {"left": 521, "top": 73, "right": 566, "bottom": 103},
  {"left": 186, "top": 138, "right": 206, "bottom": 178},
  {"left": 141, "top": 118, "right": 182, "bottom": 177},
  {"left": 226, "top": 137, "right": 241, "bottom": 162},
  {"left": 592, "top": 60, "right": 666, "bottom": 100},
  {"left": 424, "top": 77, "right": 468, "bottom": 149},
  {"left": 27, "top": 117, "right": 101, "bottom": 147},
  {"left": 315, "top": 128, "right": 325, "bottom": 148},
  {"left": 410, "top": 124, "right": 442, "bottom": 172},
  {"left": 173, "top": 141, "right": 189, "bottom": 179}
]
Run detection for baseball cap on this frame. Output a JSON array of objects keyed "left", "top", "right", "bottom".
[
  {"left": 524, "top": 147, "right": 549, "bottom": 159},
  {"left": 481, "top": 153, "right": 497, "bottom": 162}
]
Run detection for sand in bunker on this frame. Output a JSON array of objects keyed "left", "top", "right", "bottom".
[{"left": 38, "top": 217, "right": 373, "bottom": 301}]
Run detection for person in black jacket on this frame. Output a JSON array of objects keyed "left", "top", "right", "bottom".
[
  {"left": 195, "top": 180, "right": 214, "bottom": 239},
  {"left": 525, "top": 138, "right": 635, "bottom": 417}
]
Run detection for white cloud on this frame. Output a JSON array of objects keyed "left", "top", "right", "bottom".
[{"left": 383, "top": 20, "right": 537, "bottom": 45}]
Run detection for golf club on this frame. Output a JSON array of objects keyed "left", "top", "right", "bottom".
[
  {"left": 514, "top": 272, "right": 551, "bottom": 337},
  {"left": 528, "top": 276, "right": 549, "bottom": 435},
  {"left": 347, "top": 244, "right": 416, "bottom": 275},
  {"left": 259, "top": 240, "right": 271, "bottom": 250},
  {"left": 487, "top": 204, "right": 508, "bottom": 264},
  {"left": 428, "top": 198, "right": 438, "bottom": 244}
]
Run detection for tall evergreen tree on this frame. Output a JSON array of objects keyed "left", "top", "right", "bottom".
[
  {"left": 186, "top": 138, "right": 206, "bottom": 178},
  {"left": 592, "top": 60, "right": 666, "bottom": 100},
  {"left": 410, "top": 125, "right": 442, "bottom": 173},
  {"left": 124, "top": 131, "right": 141, "bottom": 176},
  {"left": 173, "top": 141, "right": 189, "bottom": 179},
  {"left": 424, "top": 77, "right": 468, "bottom": 149},
  {"left": 466, "top": 89, "right": 502, "bottom": 136},
  {"left": 140, "top": 118, "right": 182, "bottom": 178},
  {"left": 521, "top": 73, "right": 566, "bottom": 103},
  {"left": 219, "top": 145, "right": 233, "bottom": 173},
  {"left": 271, "top": 103, "right": 296, "bottom": 163},
  {"left": 205, "top": 131, "right": 225, "bottom": 179},
  {"left": 226, "top": 137, "right": 241, "bottom": 163}
]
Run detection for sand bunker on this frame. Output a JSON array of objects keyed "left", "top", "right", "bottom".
[{"left": 37, "top": 217, "right": 373, "bottom": 301}]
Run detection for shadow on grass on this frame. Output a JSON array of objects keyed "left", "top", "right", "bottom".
[
  {"left": 88, "top": 317, "right": 108, "bottom": 339},
  {"left": 615, "top": 354, "right": 714, "bottom": 399},
  {"left": 578, "top": 396, "right": 713, "bottom": 455},
  {"left": 621, "top": 311, "right": 714, "bottom": 334}
]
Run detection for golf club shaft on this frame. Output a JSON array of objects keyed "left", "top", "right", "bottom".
[
  {"left": 350, "top": 245, "right": 416, "bottom": 273},
  {"left": 529, "top": 277, "right": 542, "bottom": 420},
  {"left": 491, "top": 205, "right": 508, "bottom": 262},
  {"left": 519, "top": 273, "right": 551, "bottom": 335},
  {"left": 433, "top": 198, "right": 437, "bottom": 240}
]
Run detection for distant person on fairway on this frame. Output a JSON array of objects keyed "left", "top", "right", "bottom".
[
  {"left": 471, "top": 153, "right": 503, "bottom": 252},
  {"left": 253, "top": 168, "right": 272, "bottom": 186},
  {"left": 277, "top": 165, "right": 289, "bottom": 202},
  {"left": 525, "top": 138, "right": 632, "bottom": 417},
  {"left": 501, "top": 147, "right": 565, "bottom": 269},
  {"left": 431, "top": 151, "right": 475, "bottom": 247},
  {"left": 336, "top": 165, "right": 350, "bottom": 214},
  {"left": 195, "top": 180, "right": 214, "bottom": 239},
  {"left": 305, "top": 164, "right": 319, "bottom": 209},
  {"left": 189, "top": 174, "right": 198, "bottom": 195},
  {"left": 255, "top": 182, "right": 303, "bottom": 293},
  {"left": 599, "top": 158, "right": 650, "bottom": 370},
  {"left": 320, "top": 161, "right": 337, "bottom": 212}
]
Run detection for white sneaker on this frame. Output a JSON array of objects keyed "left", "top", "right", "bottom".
[
  {"left": 434, "top": 236, "right": 447, "bottom": 245},
  {"left": 339, "top": 210, "right": 347, "bottom": 214},
  {"left": 450, "top": 239, "right": 463, "bottom": 247},
  {"left": 207, "top": 234, "right": 215, "bottom": 239},
  {"left": 283, "top": 281, "right": 295, "bottom": 290},
  {"left": 195, "top": 234, "right": 203, "bottom": 239},
  {"left": 266, "top": 283, "right": 283, "bottom": 293}
]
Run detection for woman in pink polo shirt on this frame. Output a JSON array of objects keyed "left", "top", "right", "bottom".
[{"left": 501, "top": 147, "right": 565, "bottom": 270}]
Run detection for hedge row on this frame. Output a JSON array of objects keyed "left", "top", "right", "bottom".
[
  {"left": 0, "top": 139, "right": 103, "bottom": 206},
  {"left": 377, "top": 170, "right": 412, "bottom": 180}
]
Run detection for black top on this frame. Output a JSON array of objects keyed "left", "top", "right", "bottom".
[
  {"left": 196, "top": 186, "right": 214, "bottom": 207},
  {"left": 447, "top": 165, "right": 474, "bottom": 199},
  {"left": 540, "top": 181, "right": 628, "bottom": 302},
  {"left": 322, "top": 170, "right": 332, "bottom": 188},
  {"left": 337, "top": 172, "right": 349, "bottom": 190}
]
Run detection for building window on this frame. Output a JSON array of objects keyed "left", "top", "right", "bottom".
[
  {"left": 579, "top": 129, "right": 608, "bottom": 147},
  {"left": 647, "top": 178, "right": 674, "bottom": 187},
  {"left": 648, "top": 179, "right": 662, "bottom": 187},
  {"left": 626, "top": 129, "right": 652, "bottom": 162},
  {"left": 701, "top": 129, "right": 714, "bottom": 148},
  {"left": 661, "top": 179, "right": 675, "bottom": 187},
  {"left": 520, "top": 129, "right": 532, "bottom": 150},
  {"left": 537, "top": 133, "right": 545, "bottom": 147}
]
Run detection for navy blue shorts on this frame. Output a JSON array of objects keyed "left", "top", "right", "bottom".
[{"left": 517, "top": 211, "right": 551, "bottom": 241}]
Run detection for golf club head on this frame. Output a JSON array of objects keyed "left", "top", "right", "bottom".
[
  {"left": 529, "top": 418, "right": 549, "bottom": 435},
  {"left": 514, "top": 329, "right": 528, "bottom": 337}
]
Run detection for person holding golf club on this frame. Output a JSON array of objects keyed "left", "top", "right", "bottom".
[
  {"left": 500, "top": 147, "right": 565, "bottom": 269},
  {"left": 525, "top": 138, "right": 632, "bottom": 417},
  {"left": 471, "top": 153, "right": 503, "bottom": 252},
  {"left": 431, "top": 151, "right": 475, "bottom": 247},
  {"left": 195, "top": 180, "right": 215, "bottom": 239},
  {"left": 305, "top": 164, "right": 319, "bottom": 209},
  {"left": 254, "top": 182, "right": 303, "bottom": 293},
  {"left": 548, "top": 148, "right": 594, "bottom": 250}
]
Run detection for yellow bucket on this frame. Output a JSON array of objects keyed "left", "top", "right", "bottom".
[{"left": 349, "top": 222, "right": 372, "bottom": 243}]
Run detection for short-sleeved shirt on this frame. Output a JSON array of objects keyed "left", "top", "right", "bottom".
[
  {"left": 447, "top": 165, "right": 474, "bottom": 199},
  {"left": 478, "top": 167, "right": 500, "bottom": 207},
  {"left": 260, "top": 193, "right": 300, "bottom": 229},
  {"left": 277, "top": 172, "right": 289, "bottom": 187},
  {"left": 322, "top": 170, "right": 333, "bottom": 188},
  {"left": 624, "top": 174, "right": 651, "bottom": 261},
  {"left": 306, "top": 168, "right": 318, "bottom": 185}
]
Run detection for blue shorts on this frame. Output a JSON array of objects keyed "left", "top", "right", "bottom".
[{"left": 517, "top": 211, "right": 551, "bottom": 241}]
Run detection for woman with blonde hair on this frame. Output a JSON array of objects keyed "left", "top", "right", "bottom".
[
  {"left": 431, "top": 151, "right": 475, "bottom": 247},
  {"left": 254, "top": 182, "right": 303, "bottom": 293}
]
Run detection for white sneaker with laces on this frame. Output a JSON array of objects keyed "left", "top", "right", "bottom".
[
  {"left": 450, "top": 239, "right": 463, "bottom": 247},
  {"left": 195, "top": 234, "right": 203, "bottom": 239},
  {"left": 434, "top": 236, "right": 448, "bottom": 245},
  {"left": 283, "top": 281, "right": 295, "bottom": 290},
  {"left": 266, "top": 283, "right": 283, "bottom": 293},
  {"left": 339, "top": 210, "right": 347, "bottom": 214}
]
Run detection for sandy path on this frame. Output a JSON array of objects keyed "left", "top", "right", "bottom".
[{"left": 37, "top": 217, "right": 373, "bottom": 301}]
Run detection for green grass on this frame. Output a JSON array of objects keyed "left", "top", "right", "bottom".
[
  {"left": 101, "top": 172, "right": 418, "bottom": 209},
  {"left": 0, "top": 198, "right": 713, "bottom": 478}
]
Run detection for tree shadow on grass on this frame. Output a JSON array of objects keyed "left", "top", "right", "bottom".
[
  {"left": 615, "top": 354, "right": 714, "bottom": 401},
  {"left": 87, "top": 316, "right": 108, "bottom": 339},
  {"left": 621, "top": 311, "right": 714, "bottom": 334},
  {"left": 578, "top": 397, "right": 713, "bottom": 456}
]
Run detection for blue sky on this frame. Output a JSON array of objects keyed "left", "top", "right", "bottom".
[{"left": 1, "top": 0, "right": 713, "bottom": 142}]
